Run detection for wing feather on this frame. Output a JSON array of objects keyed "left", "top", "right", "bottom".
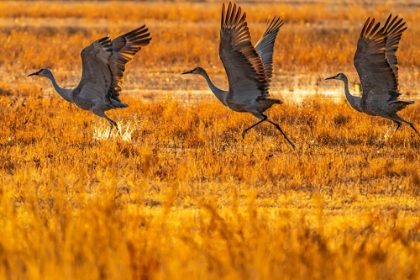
[
  {"left": 255, "top": 16, "right": 284, "bottom": 84},
  {"left": 354, "top": 15, "right": 406, "bottom": 107},
  {"left": 74, "top": 26, "right": 151, "bottom": 103},
  {"left": 74, "top": 36, "right": 113, "bottom": 101},
  {"left": 382, "top": 15, "right": 407, "bottom": 86},
  {"left": 109, "top": 25, "right": 151, "bottom": 100},
  {"left": 219, "top": 2, "right": 268, "bottom": 105}
]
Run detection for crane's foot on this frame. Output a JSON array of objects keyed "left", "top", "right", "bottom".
[
  {"left": 107, "top": 126, "right": 113, "bottom": 139},
  {"left": 409, "top": 123, "right": 420, "bottom": 137},
  {"left": 269, "top": 121, "right": 295, "bottom": 149},
  {"left": 107, "top": 119, "right": 119, "bottom": 139},
  {"left": 286, "top": 139, "right": 296, "bottom": 150},
  {"left": 116, "top": 125, "right": 122, "bottom": 136},
  {"left": 395, "top": 121, "right": 401, "bottom": 132}
]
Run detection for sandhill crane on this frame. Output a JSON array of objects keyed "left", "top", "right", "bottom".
[
  {"left": 182, "top": 2, "right": 295, "bottom": 149},
  {"left": 29, "top": 26, "right": 151, "bottom": 137},
  {"left": 326, "top": 15, "right": 420, "bottom": 138}
]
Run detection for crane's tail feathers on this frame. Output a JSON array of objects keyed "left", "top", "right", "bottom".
[
  {"left": 257, "top": 98, "right": 282, "bottom": 108},
  {"left": 389, "top": 99, "right": 414, "bottom": 110},
  {"left": 111, "top": 99, "right": 128, "bottom": 108}
]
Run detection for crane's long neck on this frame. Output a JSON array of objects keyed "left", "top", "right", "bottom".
[
  {"left": 341, "top": 75, "right": 362, "bottom": 112},
  {"left": 198, "top": 70, "right": 228, "bottom": 106},
  {"left": 44, "top": 71, "right": 73, "bottom": 103}
]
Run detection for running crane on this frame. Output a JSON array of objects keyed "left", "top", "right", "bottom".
[
  {"left": 29, "top": 26, "right": 151, "bottom": 136},
  {"left": 326, "top": 15, "right": 419, "bottom": 137},
  {"left": 182, "top": 2, "right": 295, "bottom": 148}
]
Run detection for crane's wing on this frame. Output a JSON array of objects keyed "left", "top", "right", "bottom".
[
  {"left": 354, "top": 16, "right": 406, "bottom": 107},
  {"left": 255, "top": 16, "right": 284, "bottom": 85},
  {"left": 219, "top": 2, "right": 268, "bottom": 104},
  {"left": 74, "top": 26, "right": 151, "bottom": 102},
  {"left": 382, "top": 14, "right": 407, "bottom": 90},
  {"left": 108, "top": 25, "right": 151, "bottom": 101}
]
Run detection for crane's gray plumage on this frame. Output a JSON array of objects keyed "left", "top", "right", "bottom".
[
  {"left": 326, "top": 15, "right": 419, "bottom": 137},
  {"left": 29, "top": 25, "right": 151, "bottom": 136},
  {"left": 182, "top": 2, "right": 294, "bottom": 148},
  {"left": 255, "top": 16, "right": 284, "bottom": 84}
]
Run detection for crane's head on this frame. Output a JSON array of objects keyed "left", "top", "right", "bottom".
[
  {"left": 28, "top": 68, "right": 51, "bottom": 77},
  {"left": 325, "top": 73, "right": 346, "bottom": 81},
  {"left": 182, "top": 67, "right": 205, "bottom": 75}
]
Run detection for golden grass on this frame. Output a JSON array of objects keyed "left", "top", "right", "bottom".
[
  {"left": 1, "top": 1, "right": 420, "bottom": 279},
  {"left": 2, "top": 92, "right": 420, "bottom": 279}
]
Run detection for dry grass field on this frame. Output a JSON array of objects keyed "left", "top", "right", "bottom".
[{"left": 1, "top": 1, "right": 420, "bottom": 279}]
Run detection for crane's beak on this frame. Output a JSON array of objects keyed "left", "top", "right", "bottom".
[
  {"left": 28, "top": 71, "right": 40, "bottom": 77},
  {"left": 181, "top": 70, "right": 193, "bottom": 75},
  {"left": 325, "top": 75, "right": 336, "bottom": 80}
]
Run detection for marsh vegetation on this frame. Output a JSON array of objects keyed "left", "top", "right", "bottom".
[{"left": 1, "top": 1, "right": 420, "bottom": 279}]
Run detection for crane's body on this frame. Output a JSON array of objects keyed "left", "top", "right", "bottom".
[
  {"left": 29, "top": 26, "right": 151, "bottom": 136},
  {"left": 182, "top": 2, "right": 294, "bottom": 149},
  {"left": 326, "top": 15, "right": 419, "bottom": 137},
  {"left": 189, "top": 67, "right": 281, "bottom": 113}
]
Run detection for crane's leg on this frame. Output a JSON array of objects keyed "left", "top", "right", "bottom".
[
  {"left": 407, "top": 122, "right": 420, "bottom": 137},
  {"left": 93, "top": 110, "right": 121, "bottom": 138},
  {"left": 393, "top": 121, "right": 401, "bottom": 132},
  {"left": 396, "top": 120, "right": 420, "bottom": 138},
  {"left": 265, "top": 118, "right": 295, "bottom": 149},
  {"left": 242, "top": 117, "right": 266, "bottom": 139},
  {"left": 243, "top": 114, "right": 295, "bottom": 149},
  {"left": 107, "top": 119, "right": 119, "bottom": 138},
  {"left": 385, "top": 121, "right": 402, "bottom": 140},
  {"left": 389, "top": 113, "right": 420, "bottom": 138}
]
